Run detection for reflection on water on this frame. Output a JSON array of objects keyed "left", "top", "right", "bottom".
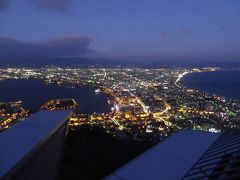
[
  {"left": 0, "top": 79, "right": 110, "bottom": 113},
  {"left": 182, "top": 70, "right": 240, "bottom": 100}
]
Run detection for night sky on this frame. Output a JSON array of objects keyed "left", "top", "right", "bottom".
[{"left": 0, "top": 0, "right": 240, "bottom": 63}]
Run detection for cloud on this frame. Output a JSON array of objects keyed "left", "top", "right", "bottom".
[
  {"left": 30, "top": 0, "right": 72, "bottom": 11},
  {"left": 0, "top": 0, "right": 10, "bottom": 10},
  {"left": 178, "top": 27, "right": 193, "bottom": 34},
  {"left": 0, "top": 36, "right": 94, "bottom": 57},
  {"left": 0, "top": 0, "right": 72, "bottom": 11}
]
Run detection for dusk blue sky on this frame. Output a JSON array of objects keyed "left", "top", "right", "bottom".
[{"left": 0, "top": 0, "right": 240, "bottom": 62}]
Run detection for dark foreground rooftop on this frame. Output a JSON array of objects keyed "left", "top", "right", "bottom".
[
  {"left": 2, "top": 112, "right": 240, "bottom": 180},
  {"left": 106, "top": 129, "right": 237, "bottom": 180},
  {"left": 0, "top": 111, "right": 71, "bottom": 180}
]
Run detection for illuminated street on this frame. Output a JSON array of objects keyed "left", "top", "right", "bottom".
[{"left": 1, "top": 67, "right": 240, "bottom": 141}]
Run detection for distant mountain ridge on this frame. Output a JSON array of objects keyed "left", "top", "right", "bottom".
[{"left": 0, "top": 56, "right": 240, "bottom": 68}]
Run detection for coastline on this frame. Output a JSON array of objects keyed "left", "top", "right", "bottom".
[
  {"left": 0, "top": 79, "right": 111, "bottom": 114},
  {"left": 175, "top": 71, "right": 190, "bottom": 88},
  {"left": 180, "top": 68, "right": 240, "bottom": 100}
]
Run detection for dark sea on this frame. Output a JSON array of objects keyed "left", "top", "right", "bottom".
[
  {"left": 0, "top": 79, "right": 110, "bottom": 113},
  {"left": 182, "top": 69, "right": 240, "bottom": 100}
]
